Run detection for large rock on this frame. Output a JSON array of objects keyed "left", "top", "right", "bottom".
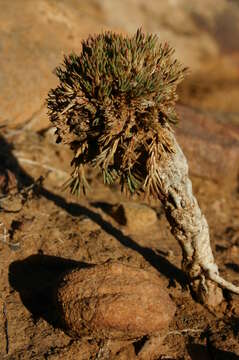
[
  {"left": 55, "top": 262, "right": 175, "bottom": 340},
  {"left": 176, "top": 105, "right": 239, "bottom": 187}
]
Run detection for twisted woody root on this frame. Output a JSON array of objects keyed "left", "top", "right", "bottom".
[{"left": 47, "top": 29, "right": 239, "bottom": 306}]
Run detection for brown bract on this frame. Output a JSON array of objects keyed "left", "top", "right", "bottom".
[{"left": 55, "top": 262, "right": 175, "bottom": 341}]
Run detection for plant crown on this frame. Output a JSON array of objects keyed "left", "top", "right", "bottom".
[{"left": 47, "top": 29, "right": 186, "bottom": 197}]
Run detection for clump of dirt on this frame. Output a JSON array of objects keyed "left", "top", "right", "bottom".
[{"left": 0, "top": 123, "right": 239, "bottom": 359}]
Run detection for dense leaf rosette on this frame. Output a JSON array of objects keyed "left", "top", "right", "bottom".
[{"left": 47, "top": 29, "right": 186, "bottom": 197}]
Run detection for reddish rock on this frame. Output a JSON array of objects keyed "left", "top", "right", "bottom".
[
  {"left": 177, "top": 105, "right": 239, "bottom": 187},
  {"left": 56, "top": 262, "right": 175, "bottom": 340}
]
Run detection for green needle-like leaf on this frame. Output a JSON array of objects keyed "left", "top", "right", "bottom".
[{"left": 47, "top": 29, "right": 186, "bottom": 198}]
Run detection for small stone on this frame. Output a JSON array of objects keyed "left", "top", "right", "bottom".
[
  {"left": 227, "top": 245, "right": 239, "bottom": 258},
  {"left": 55, "top": 262, "right": 175, "bottom": 341},
  {"left": 111, "top": 202, "right": 158, "bottom": 231},
  {"left": 0, "top": 169, "right": 17, "bottom": 194}
]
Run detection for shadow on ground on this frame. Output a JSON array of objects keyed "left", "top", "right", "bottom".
[
  {"left": 188, "top": 343, "right": 239, "bottom": 360},
  {"left": 1, "top": 133, "right": 187, "bottom": 288},
  {"left": 8, "top": 254, "right": 89, "bottom": 327}
]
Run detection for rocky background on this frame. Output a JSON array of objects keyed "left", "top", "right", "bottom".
[
  {"left": 1, "top": 0, "right": 239, "bottom": 130},
  {"left": 1, "top": 1, "right": 239, "bottom": 359}
]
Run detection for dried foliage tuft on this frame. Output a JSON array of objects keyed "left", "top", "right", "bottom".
[{"left": 47, "top": 29, "right": 186, "bottom": 197}]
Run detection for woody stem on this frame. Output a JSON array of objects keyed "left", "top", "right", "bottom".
[{"left": 156, "top": 129, "right": 239, "bottom": 307}]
